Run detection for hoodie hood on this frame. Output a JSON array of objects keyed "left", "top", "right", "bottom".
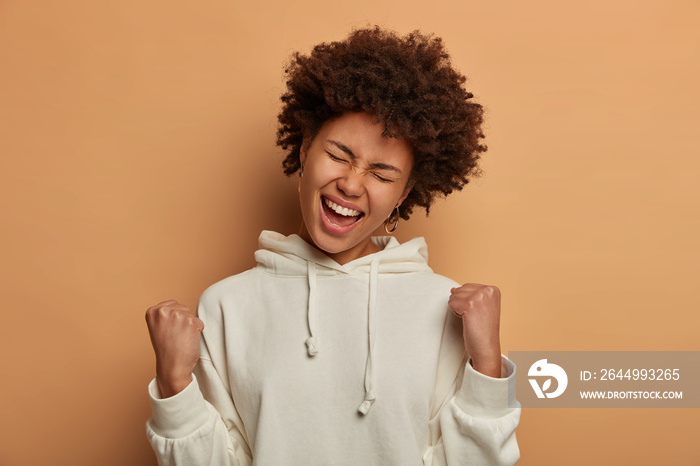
[
  {"left": 254, "top": 230, "right": 432, "bottom": 276},
  {"left": 254, "top": 230, "right": 432, "bottom": 414}
]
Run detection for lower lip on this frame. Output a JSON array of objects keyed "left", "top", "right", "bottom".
[{"left": 319, "top": 197, "right": 363, "bottom": 235}]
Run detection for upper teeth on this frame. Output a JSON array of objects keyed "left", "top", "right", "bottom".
[{"left": 325, "top": 198, "right": 360, "bottom": 217}]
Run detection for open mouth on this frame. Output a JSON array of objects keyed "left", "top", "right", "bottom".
[{"left": 321, "top": 196, "right": 364, "bottom": 229}]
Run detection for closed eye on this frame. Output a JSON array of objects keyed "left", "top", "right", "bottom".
[
  {"left": 372, "top": 172, "right": 393, "bottom": 183},
  {"left": 327, "top": 150, "right": 395, "bottom": 182},
  {"left": 327, "top": 152, "right": 348, "bottom": 163}
]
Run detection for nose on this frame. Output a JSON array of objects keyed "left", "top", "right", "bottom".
[{"left": 336, "top": 167, "right": 364, "bottom": 197}]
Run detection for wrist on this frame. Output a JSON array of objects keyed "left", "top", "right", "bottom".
[
  {"left": 156, "top": 371, "right": 193, "bottom": 398},
  {"left": 470, "top": 353, "right": 502, "bottom": 378}
]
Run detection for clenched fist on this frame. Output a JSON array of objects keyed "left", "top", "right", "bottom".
[
  {"left": 145, "top": 300, "right": 204, "bottom": 397},
  {"left": 448, "top": 284, "right": 502, "bottom": 378}
]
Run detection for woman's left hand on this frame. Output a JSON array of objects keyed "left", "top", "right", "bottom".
[{"left": 448, "top": 284, "right": 502, "bottom": 378}]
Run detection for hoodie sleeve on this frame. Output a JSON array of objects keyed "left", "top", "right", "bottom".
[
  {"left": 422, "top": 310, "right": 521, "bottom": 465},
  {"left": 145, "top": 288, "right": 253, "bottom": 466},
  {"left": 145, "top": 360, "right": 253, "bottom": 466}
]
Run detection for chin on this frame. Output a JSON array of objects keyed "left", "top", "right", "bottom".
[{"left": 311, "top": 230, "right": 358, "bottom": 254}]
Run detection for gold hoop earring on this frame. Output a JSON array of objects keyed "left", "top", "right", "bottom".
[{"left": 384, "top": 206, "right": 400, "bottom": 234}]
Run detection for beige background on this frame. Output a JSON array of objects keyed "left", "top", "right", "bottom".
[{"left": 1, "top": 0, "right": 698, "bottom": 464}]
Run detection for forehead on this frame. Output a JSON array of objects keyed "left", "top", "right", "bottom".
[{"left": 316, "top": 112, "right": 413, "bottom": 166}]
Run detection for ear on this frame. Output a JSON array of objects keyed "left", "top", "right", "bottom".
[
  {"left": 397, "top": 178, "right": 414, "bottom": 207},
  {"left": 299, "top": 138, "right": 310, "bottom": 167}
]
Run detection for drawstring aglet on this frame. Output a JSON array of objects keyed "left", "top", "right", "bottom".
[
  {"left": 305, "top": 337, "right": 319, "bottom": 356},
  {"left": 357, "top": 390, "right": 376, "bottom": 415}
]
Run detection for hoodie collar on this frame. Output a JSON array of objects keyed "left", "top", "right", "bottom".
[{"left": 254, "top": 230, "right": 432, "bottom": 276}]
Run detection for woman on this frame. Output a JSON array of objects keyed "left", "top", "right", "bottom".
[{"left": 145, "top": 27, "right": 521, "bottom": 465}]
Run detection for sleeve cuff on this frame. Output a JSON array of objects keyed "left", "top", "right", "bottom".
[
  {"left": 454, "top": 354, "right": 518, "bottom": 419},
  {"left": 147, "top": 374, "right": 211, "bottom": 439}
]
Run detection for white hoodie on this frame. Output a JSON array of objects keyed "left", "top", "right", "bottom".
[{"left": 146, "top": 231, "right": 521, "bottom": 465}]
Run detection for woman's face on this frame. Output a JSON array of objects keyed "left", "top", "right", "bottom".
[{"left": 298, "top": 112, "right": 413, "bottom": 265}]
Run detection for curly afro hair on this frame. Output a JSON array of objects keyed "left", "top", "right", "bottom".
[{"left": 276, "top": 26, "right": 487, "bottom": 221}]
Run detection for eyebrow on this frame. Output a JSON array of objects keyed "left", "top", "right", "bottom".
[{"left": 327, "top": 140, "right": 403, "bottom": 174}]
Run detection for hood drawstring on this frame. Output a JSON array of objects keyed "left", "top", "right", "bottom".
[
  {"left": 305, "top": 261, "right": 319, "bottom": 356},
  {"left": 358, "top": 258, "right": 379, "bottom": 415},
  {"left": 304, "top": 257, "right": 380, "bottom": 414},
  {"left": 256, "top": 231, "right": 432, "bottom": 417}
]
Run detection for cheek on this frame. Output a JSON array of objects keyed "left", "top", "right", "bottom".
[
  {"left": 300, "top": 163, "right": 338, "bottom": 209},
  {"left": 308, "top": 159, "right": 342, "bottom": 185},
  {"left": 369, "top": 183, "right": 405, "bottom": 214}
]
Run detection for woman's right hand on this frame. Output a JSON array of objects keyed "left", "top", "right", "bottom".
[{"left": 145, "top": 299, "right": 204, "bottom": 398}]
